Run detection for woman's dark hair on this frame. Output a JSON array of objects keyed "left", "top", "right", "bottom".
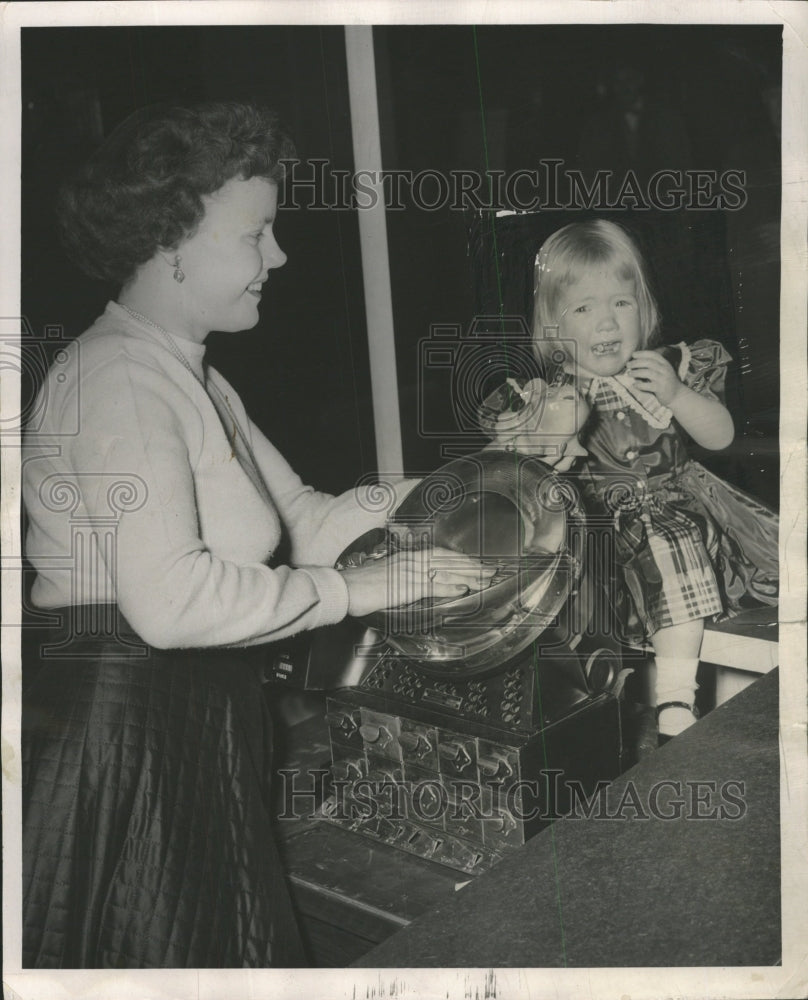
[{"left": 57, "top": 101, "right": 296, "bottom": 284}]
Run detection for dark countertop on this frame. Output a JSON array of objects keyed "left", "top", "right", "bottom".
[{"left": 354, "top": 669, "right": 780, "bottom": 968}]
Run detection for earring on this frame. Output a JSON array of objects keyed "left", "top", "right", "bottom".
[{"left": 172, "top": 255, "right": 185, "bottom": 284}]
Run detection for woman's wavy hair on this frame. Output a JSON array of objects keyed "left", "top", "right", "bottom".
[
  {"left": 57, "top": 101, "right": 296, "bottom": 285},
  {"left": 532, "top": 219, "right": 660, "bottom": 367}
]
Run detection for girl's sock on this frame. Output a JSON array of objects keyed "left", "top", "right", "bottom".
[{"left": 654, "top": 656, "right": 699, "bottom": 737}]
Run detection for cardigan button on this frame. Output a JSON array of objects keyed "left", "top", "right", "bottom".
[
  {"left": 625, "top": 449, "right": 638, "bottom": 461},
  {"left": 615, "top": 410, "right": 626, "bottom": 420}
]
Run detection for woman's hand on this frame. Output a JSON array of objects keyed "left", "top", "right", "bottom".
[
  {"left": 625, "top": 351, "right": 684, "bottom": 407},
  {"left": 339, "top": 547, "right": 496, "bottom": 617}
]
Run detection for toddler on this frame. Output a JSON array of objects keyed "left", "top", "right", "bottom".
[{"left": 485, "top": 219, "right": 778, "bottom": 740}]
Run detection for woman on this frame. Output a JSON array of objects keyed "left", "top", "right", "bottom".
[{"left": 21, "top": 101, "right": 489, "bottom": 968}]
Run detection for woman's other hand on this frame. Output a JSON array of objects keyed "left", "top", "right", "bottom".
[{"left": 339, "top": 547, "right": 496, "bottom": 617}]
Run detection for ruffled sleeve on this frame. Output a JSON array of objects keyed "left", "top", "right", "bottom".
[{"left": 678, "top": 339, "right": 733, "bottom": 402}]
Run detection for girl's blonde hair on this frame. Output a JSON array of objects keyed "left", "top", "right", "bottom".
[{"left": 532, "top": 219, "right": 660, "bottom": 365}]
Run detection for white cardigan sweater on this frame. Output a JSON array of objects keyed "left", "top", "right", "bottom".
[{"left": 23, "top": 302, "right": 402, "bottom": 648}]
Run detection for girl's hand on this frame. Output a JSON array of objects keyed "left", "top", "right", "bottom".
[
  {"left": 339, "top": 547, "right": 497, "bottom": 617},
  {"left": 627, "top": 350, "right": 734, "bottom": 450},
  {"left": 625, "top": 351, "right": 684, "bottom": 407}
]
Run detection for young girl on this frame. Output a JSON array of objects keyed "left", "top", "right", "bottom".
[{"left": 490, "top": 219, "right": 779, "bottom": 740}]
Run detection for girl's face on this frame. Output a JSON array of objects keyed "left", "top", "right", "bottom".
[
  {"left": 556, "top": 267, "right": 641, "bottom": 378},
  {"left": 174, "top": 175, "right": 286, "bottom": 340}
]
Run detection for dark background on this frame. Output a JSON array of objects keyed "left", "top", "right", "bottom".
[
  {"left": 22, "top": 24, "right": 781, "bottom": 506},
  {"left": 375, "top": 24, "right": 781, "bottom": 505}
]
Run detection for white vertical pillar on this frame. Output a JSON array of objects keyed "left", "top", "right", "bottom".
[{"left": 344, "top": 26, "right": 404, "bottom": 478}]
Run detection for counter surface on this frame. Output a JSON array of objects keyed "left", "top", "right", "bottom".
[{"left": 352, "top": 669, "right": 780, "bottom": 967}]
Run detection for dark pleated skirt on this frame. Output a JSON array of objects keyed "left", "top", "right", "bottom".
[{"left": 22, "top": 607, "right": 305, "bottom": 969}]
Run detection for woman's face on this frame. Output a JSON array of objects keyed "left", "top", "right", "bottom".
[
  {"left": 175, "top": 175, "right": 286, "bottom": 338},
  {"left": 556, "top": 267, "right": 641, "bottom": 378}
]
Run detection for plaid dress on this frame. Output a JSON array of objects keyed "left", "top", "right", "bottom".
[{"left": 571, "top": 339, "right": 778, "bottom": 644}]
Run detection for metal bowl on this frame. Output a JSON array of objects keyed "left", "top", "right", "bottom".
[{"left": 336, "top": 450, "right": 584, "bottom": 677}]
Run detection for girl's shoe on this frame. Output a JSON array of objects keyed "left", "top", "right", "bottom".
[{"left": 656, "top": 701, "right": 700, "bottom": 745}]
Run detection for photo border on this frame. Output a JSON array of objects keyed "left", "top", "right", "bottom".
[{"left": 2, "top": 2, "right": 806, "bottom": 998}]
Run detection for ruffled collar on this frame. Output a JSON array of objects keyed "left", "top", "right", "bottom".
[{"left": 566, "top": 367, "right": 673, "bottom": 430}]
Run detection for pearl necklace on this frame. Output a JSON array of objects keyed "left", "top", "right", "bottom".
[{"left": 119, "top": 303, "right": 205, "bottom": 386}]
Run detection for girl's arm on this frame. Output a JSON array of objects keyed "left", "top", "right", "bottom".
[
  {"left": 668, "top": 384, "right": 735, "bottom": 449},
  {"left": 626, "top": 350, "right": 734, "bottom": 450}
]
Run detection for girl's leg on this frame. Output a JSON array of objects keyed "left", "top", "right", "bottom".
[{"left": 651, "top": 618, "right": 705, "bottom": 737}]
